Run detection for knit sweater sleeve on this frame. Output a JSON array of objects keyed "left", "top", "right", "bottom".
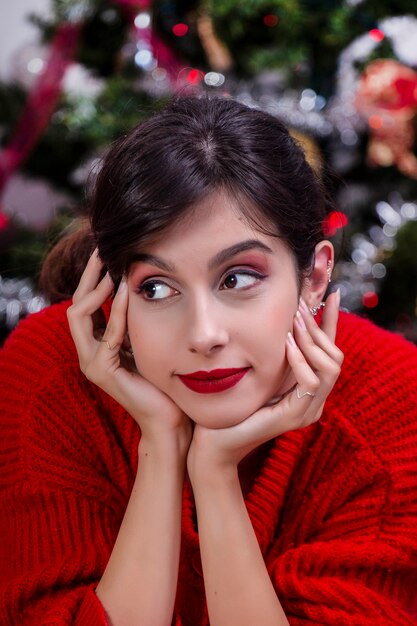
[
  {"left": 0, "top": 303, "right": 148, "bottom": 625},
  {"left": 267, "top": 313, "right": 417, "bottom": 625}
]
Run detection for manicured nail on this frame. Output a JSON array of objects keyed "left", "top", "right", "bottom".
[
  {"left": 299, "top": 297, "right": 309, "bottom": 314},
  {"left": 334, "top": 287, "right": 341, "bottom": 308},
  {"left": 105, "top": 272, "right": 113, "bottom": 285},
  {"left": 118, "top": 278, "right": 127, "bottom": 292},
  {"left": 287, "top": 331, "right": 296, "bottom": 346},
  {"left": 295, "top": 310, "right": 307, "bottom": 330}
]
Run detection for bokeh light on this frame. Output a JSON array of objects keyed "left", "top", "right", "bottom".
[
  {"left": 369, "top": 28, "right": 385, "bottom": 42},
  {"left": 263, "top": 14, "right": 279, "bottom": 27},
  {"left": 362, "top": 291, "right": 379, "bottom": 308},
  {"left": 172, "top": 23, "right": 188, "bottom": 37}
]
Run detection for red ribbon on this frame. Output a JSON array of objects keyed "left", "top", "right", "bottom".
[
  {"left": 115, "top": 0, "right": 183, "bottom": 83},
  {"left": 0, "top": 23, "right": 81, "bottom": 193},
  {"left": 116, "top": 0, "right": 151, "bottom": 7}
]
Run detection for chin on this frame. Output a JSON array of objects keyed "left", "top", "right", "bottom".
[
  {"left": 193, "top": 413, "right": 249, "bottom": 430},
  {"left": 183, "top": 399, "right": 265, "bottom": 430}
]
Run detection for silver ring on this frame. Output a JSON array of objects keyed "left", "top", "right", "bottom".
[
  {"left": 296, "top": 386, "right": 316, "bottom": 399},
  {"left": 100, "top": 339, "right": 120, "bottom": 351}
]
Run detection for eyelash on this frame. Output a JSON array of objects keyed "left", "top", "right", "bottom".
[{"left": 137, "top": 269, "right": 267, "bottom": 302}]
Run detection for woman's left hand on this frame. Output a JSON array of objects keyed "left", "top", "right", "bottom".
[{"left": 187, "top": 290, "right": 343, "bottom": 478}]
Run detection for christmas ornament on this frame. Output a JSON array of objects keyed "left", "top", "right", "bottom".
[
  {"left": 355, "top": 59, "right": 417, "bottom": 179},
  {"left": 382, "top": 16, "right": 417, "bottom": 67}
]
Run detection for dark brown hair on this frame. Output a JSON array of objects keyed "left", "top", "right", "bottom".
[{"left": 40, "top": 95, "right": 332, "bottom": 301}]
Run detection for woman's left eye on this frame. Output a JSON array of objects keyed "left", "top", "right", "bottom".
[{"left": 221, "top": 271, "right": 264, "bottom": 290}]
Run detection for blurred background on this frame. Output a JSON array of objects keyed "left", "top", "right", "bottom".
[{"left": 1, "top": 0, "right": 417, "bottom": 344}]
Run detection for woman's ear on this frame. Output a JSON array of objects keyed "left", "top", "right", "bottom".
[{"left": 300, "top": 240, "right": 334, "bottom": 310}]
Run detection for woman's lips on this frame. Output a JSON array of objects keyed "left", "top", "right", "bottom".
[{"left": 177, "top": 368, "right": 250, "bottom": 394}]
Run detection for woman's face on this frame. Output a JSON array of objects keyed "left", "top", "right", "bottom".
[{"left": 127, "top": 192, "right": 299, "bottom": 428}]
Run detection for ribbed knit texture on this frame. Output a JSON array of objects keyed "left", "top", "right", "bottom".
[{"left": 1, "top": 301, "right": 417, "bottom": 625}]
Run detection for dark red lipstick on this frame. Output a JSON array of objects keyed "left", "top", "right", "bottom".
[{"left": 177, "top": 368, "right": 250, "bottom": 394}]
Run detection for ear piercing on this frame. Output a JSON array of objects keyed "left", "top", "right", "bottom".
[
  {"left": 308, "top": 261, "right": 332, "bottom": 316},
  {"left": 309, "top": 302, "right": 326, "bottom": 316},
  {"left": 327, "top": 260, "right": 332, "bottom": 283}
]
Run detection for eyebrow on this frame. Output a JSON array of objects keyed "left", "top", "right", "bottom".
[
  {"left": 130, "top": 239, "right": 274, "bottom": 273},
  {"left": 208, "top": 240, "right": 273, "bottom": 270},
  {"left": 129, "top": 252, "right": 174, "bottom": 272}
]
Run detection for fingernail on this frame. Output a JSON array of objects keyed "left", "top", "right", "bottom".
[
  {"left": 299, "top": 297, "right": 309, "bottom": 314},
  {"left": 334, "top": 287, "right": 341, "bottom": 308},
  {"left": 287, "top": 331, "right": 296, "bottom": 346},
  {"left": 118, "top": 278, "right": 127, "bottom": 292},
  {"left": 295, "top": 310, "right": 307, "bottom": 330}
]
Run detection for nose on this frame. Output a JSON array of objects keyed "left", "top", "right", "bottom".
[{"left": 187, "top": 296, "right": 229, "bottom": 356}]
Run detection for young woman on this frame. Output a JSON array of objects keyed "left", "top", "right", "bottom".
[{"left": 1, "top": 96, "right": 417, "bottom": 626}]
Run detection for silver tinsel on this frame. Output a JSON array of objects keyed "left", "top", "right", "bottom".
[
  {"left": 0, "top": 276, "right": 47, "bottom": 332},
  {"left": 333, "top": 196, "right": 417, "bottom": 312}
]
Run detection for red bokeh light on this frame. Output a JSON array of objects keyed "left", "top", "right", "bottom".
[
  {"left": 187, "top": 69, "right": 204, "bottom": 84},
  {"left": 264, "top": 14, "right": 279, "bottom": 27},
  {"left": 369, "top": 28, "right": 385, "bottom": 42},
  {"left": 172, "top": 23, "right": 189, "bottom": 37},
  {"left": 0, "top": 211, "right": 10, "bottom": 231},
  {"left": 362, "top": 291, "right": 379, "bottom": 308},
  {"left": 322, "top": 211, "right": 348, "bottom": 237}
]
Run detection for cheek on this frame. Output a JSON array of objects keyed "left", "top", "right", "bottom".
[
  {"left": 127, "top": 308, "right": 173, "bottom": 383},
  {"left": 249, "top": 299, "right": 295, "bottom": 382},
  {"left": 253, "top": 299, "right": 295, "bottom": 349}
]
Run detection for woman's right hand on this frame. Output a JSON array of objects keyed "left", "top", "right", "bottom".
[{"left": 67, "top": 250, "right": 192, "bottom": 451}]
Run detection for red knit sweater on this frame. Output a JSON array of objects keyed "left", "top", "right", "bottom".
[{"left": 1, "top": 301, "right": 417, "bottom": 625}]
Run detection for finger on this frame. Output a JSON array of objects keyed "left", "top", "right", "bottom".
[
  {"left": 97, "top": 278, "right": 128, "bottom": 357},
  {"left": 227, "top": 332, "right": 325, "bottom": 450},
  {"left": 230, "top": 325, "right": 337, "bottom": 450},
  {"left": 319, "top": 289, "right": 340, "bottom": 343},
  {"left": 67, "top": 272, "right": 114, "bottom": 363},
  {"left": 285, "top": 331, "right": 339, "bottom": 422},
  {"left": 71, "top": 272, "right": 114, "bottom": 320},
  {"left": 286, "top": 331, "right": 322, "bottom": 400},
  {"left": 254, "top": 341, "right": 322, "bottom": 437},
  {"left": 298, "top": 293, "right": 343, "bottom": 363},
  {"left": 293, "top": 309, "right": 343, "bottom": 376},
  {"left": 72, "top": 248, "right": 105, "bottom": 303},
  {"left": 305, "top": 289, "right": 340, "bottom": 344}
]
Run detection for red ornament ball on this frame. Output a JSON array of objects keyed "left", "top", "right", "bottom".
[
  {"left": 187, "top": 69, "right": 204, "bottom": 84},
  {"left": 322, "top": 211, "right": 348, "bottom": 237},
  {"left": 172, "top": 23, "right": 188, "bottom": 37},
  {"left": 369, "top": 28, "right": 385, "bottom": 42},
  {"left": 263, "top": 14, "right": 279, "bottom": 27},
  {"left": 362, "top": 291, "right": 379, "bottom": 309}
]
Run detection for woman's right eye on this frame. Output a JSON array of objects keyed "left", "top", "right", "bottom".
[{"left": 138, "top": 280, "right": 178, "bottom": 301}]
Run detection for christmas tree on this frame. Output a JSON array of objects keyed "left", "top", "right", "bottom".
[{"left": 1, "top": 0, "right": 417, "bottom": 343}]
